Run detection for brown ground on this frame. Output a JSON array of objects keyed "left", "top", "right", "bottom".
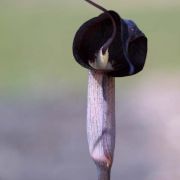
[{"left": 0, "top": 74, "right": 180, "bottom": 180}]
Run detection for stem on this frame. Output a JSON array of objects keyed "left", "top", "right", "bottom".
[
  {"left": 87, "top": 70, "right": 115, "bottom": 180},
  {"left": 97, "top": 165, "right": 111, "bottom": 180}
]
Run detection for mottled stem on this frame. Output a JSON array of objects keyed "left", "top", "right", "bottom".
[{"left": 87, "top": 70, "right": 115, "bottom": 180}]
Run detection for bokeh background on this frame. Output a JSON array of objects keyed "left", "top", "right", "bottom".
[{"left": 0, "top": 0, "right": 180, "bottom": 179}]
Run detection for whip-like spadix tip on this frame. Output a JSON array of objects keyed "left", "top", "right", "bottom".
[{"left": 72, "top": 1, "right": 147, "bottom": 77}]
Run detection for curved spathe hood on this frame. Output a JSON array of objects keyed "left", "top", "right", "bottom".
[{"left": 73, "top": 10, "right": 147, "bottom": 77}]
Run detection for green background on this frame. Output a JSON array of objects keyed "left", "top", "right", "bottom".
[{"left": 0, "top": 0, "right": 180, "bottom": 97}]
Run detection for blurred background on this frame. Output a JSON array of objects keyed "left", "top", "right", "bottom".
[{"left": 0, "top": 0, "right": 180, "bottom": 179}]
